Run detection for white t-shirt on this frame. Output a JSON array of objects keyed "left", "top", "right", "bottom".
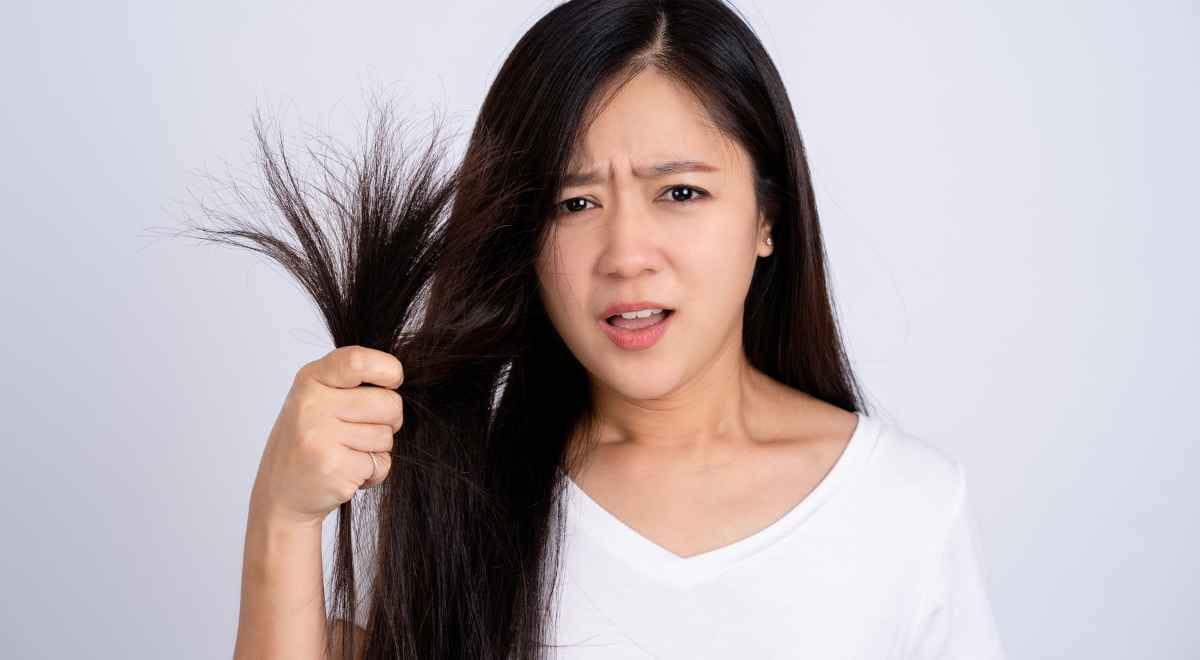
[{"left": 346, "top": 412, "right": 1007, "bottom": 659}]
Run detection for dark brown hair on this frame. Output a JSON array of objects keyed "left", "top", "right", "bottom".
[{"left": 183, "top": 0, "right": 867, "bottom": 657}]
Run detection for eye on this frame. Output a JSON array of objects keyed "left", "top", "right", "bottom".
[
  {"left": 556, "top": 197, "right": 596, "bottom": 215},
  {"left": 660, "top": 185, "right": 708, "bottom": 204},
  {"left": 555, "top": 185, "right": 709, "bottom": 216}
]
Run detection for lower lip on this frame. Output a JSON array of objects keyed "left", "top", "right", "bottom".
[{"left": 598, "top": 310, "right": 674, "bottom": 351}]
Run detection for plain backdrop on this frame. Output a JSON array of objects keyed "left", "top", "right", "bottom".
[{"left": 2, "top": 0, "right": 1196, "bottom": 657}]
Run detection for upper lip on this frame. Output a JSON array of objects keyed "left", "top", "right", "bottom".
[{"left": 599, "top": 301, "right": 674, "bottom": 320}]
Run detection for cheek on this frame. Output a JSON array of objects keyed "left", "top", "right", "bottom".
[
  {"left": 536, "top": 250, "right": 588, "bottom": 328},
  {"left": 679, "top": 209, "right": 759, "bottom": 278},
  {"left": 673, "top": 213, "right": 760, "bottom": 324}
]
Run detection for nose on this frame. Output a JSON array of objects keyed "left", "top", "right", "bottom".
[{"left": 595, "top": 189, "right": 663, "bottom": 279}]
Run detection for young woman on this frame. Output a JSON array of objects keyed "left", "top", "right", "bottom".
[{"left": 212, "top": 1, "right": 1006, "bottom": 658}]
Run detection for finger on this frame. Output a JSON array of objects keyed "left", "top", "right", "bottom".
[
  {"left": 330, "top": 386, "right": 404, "bottom": 433},
  {"left": 336, "top": 421, "right": 396, "bottom": 453},
  {"left": 309, "top": 345, "right": 405, "bottom": 390},
  {"left": 359, "top": 449, "right": 392, "bottom": 489}
]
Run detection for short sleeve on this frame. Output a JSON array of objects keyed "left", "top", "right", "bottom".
[{"left": 905, "top": 460, "right": 1007, "bottom": 659}]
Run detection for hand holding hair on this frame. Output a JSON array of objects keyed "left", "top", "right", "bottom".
[{"left": 248, "top": 345, "right": 405, "bottom": 529}]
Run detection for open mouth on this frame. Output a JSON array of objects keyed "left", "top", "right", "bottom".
[
  {"left": 598, "top": 308, "right": 675, "bottom": 350},
  {"left": 604, "top": 308, "right": 675, "bottom": 329}
]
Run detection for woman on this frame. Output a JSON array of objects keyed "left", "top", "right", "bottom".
[{"left": 211, "top": 0, "right": 1006, "bottom": 658}]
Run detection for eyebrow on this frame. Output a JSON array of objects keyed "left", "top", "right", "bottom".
[{"left": 562, "top": 160, "right": 720, "bottom": 188}]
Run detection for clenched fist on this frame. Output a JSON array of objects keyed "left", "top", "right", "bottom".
[{"left": 249, "top": 345, "right": 404, "bottom": 528}]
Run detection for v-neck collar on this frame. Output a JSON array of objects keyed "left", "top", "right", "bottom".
[{"left": 562, "top": 411, "right": 881, "bottom": 589}]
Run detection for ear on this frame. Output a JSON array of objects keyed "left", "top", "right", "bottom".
[{"left": 756, "top": 210, "right": 774, "bottom": 258}]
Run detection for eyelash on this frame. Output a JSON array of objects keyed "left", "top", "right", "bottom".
[{"left": 555, "top": 185, "right": 709, "bottom": 216}]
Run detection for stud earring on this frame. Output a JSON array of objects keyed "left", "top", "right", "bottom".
[{"left": 765, "top": 236, "right": 773, "bottom": 247}]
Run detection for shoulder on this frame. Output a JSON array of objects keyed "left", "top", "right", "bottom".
[{"left": 857, "top": 417, "right": 968, "bottom": 535}]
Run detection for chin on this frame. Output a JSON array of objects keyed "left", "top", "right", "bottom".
[{"left": 596, "top": 366, "right": 680, "bottom": 401}]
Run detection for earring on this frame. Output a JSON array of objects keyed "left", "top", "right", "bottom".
[{"left": 765, "top": 236, "right": 773, "bottom": 246}]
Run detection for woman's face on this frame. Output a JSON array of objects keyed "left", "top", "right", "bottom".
[{"left": 535, "top": 68, "right": 774, "bottom": 400}]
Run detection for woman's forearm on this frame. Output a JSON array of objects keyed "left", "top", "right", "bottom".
[{"left": 233, "top": 494, "right": 327, "bottom": 659}]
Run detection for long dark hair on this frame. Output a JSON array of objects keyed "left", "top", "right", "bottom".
[{"left": 183, "top": 0, "right": 867, "bottom": 657}]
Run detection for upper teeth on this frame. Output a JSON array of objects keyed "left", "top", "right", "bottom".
[{"left": 617, "top": 308, "right": 664, "bottom": 319}]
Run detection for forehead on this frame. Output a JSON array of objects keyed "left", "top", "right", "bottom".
[{"left": 567, "top": 68, "right": 741, "bottom": 174}]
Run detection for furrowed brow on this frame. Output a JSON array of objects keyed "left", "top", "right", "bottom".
[{"left": 562, "top": 160, "right": 719, "bottom": 187}]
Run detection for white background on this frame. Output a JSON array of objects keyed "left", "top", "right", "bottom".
[{"left": 1, "top": 0, "right": 1196, "bottom": 657}]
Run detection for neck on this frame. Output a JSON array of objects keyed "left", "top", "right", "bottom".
[{"left": 584, "top": 337, "right": 780, "bottom": 471}]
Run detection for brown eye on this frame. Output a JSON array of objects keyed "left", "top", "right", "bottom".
[
  {"left": 664, "top": 185, "right": 707, "bottom": 203},
  {"left": 557, "top": 197, "right": 595, "bottom": 215}
]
